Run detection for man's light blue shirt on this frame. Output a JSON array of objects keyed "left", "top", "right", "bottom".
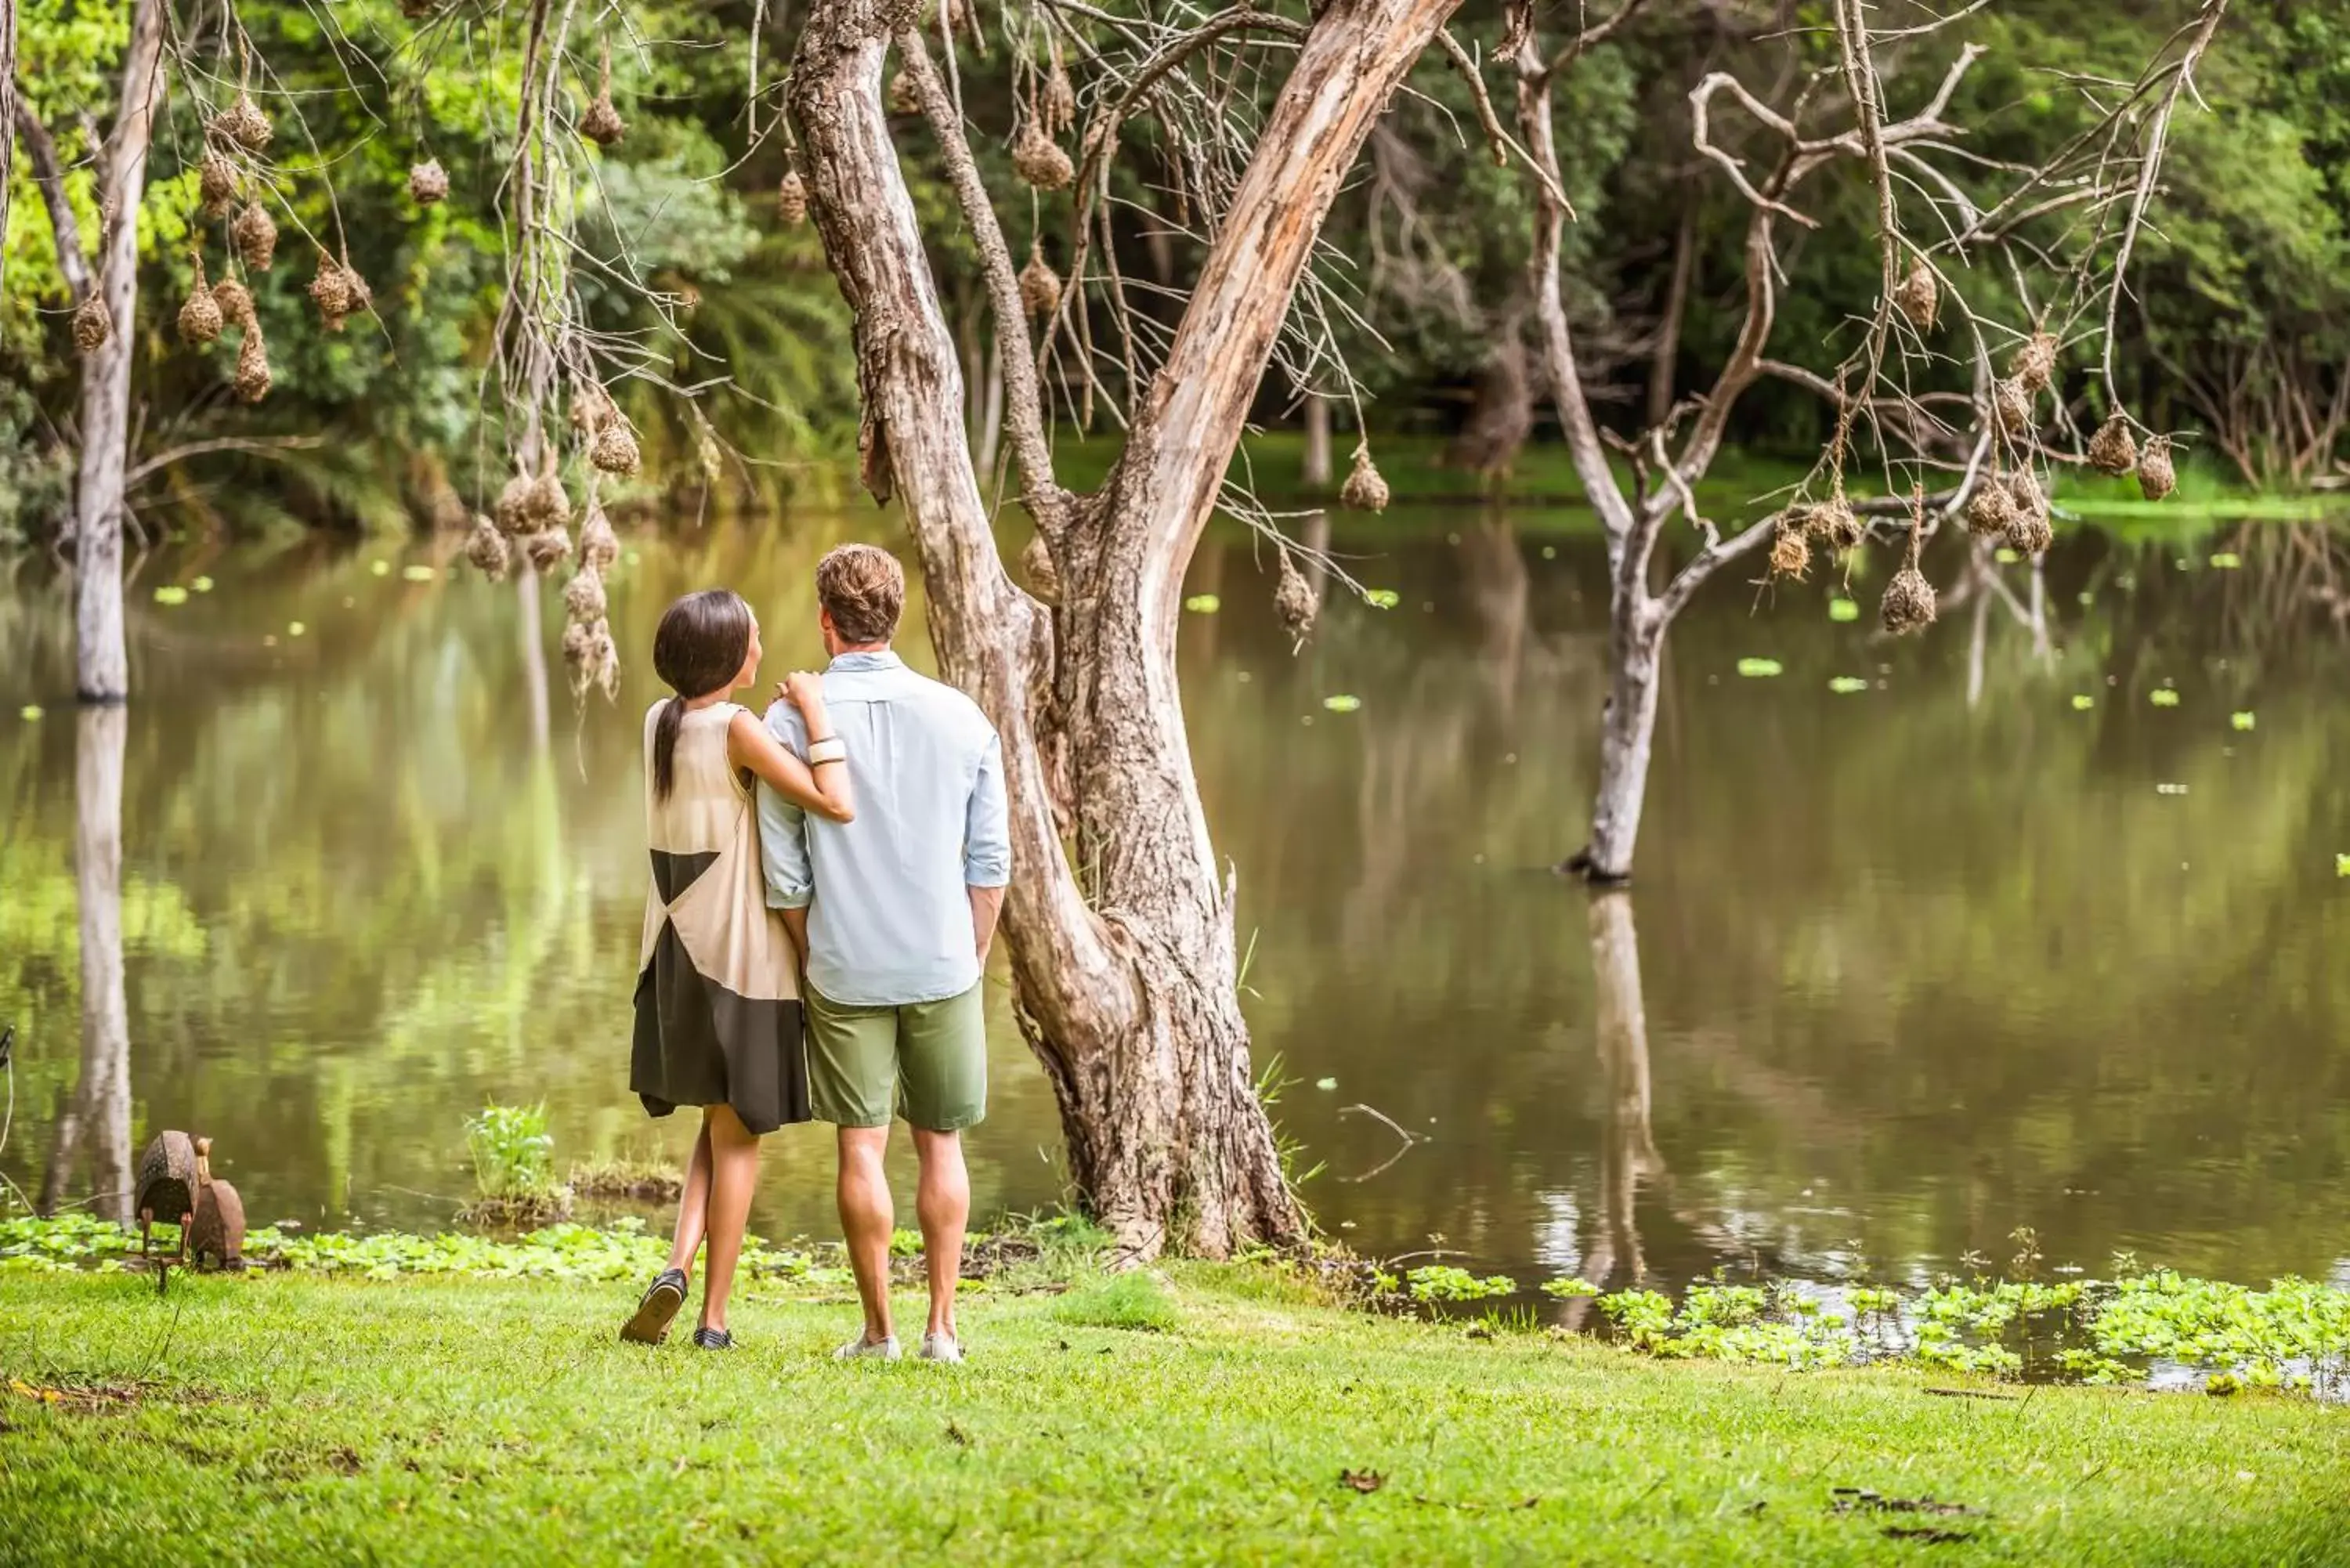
[{"left": 758, "top": 651, "right": 1011, "bottom": 1007}]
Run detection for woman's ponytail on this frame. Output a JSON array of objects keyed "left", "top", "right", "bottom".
[{"left": 651, "top": 695, "right": 688, "bottom": 801}]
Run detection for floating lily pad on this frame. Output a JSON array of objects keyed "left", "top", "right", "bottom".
[
  {"left": 1736, "top": 658, "right": 1783, "bottom": 678},
  {"left": 2151, "top": 688, "right": 2180, "bottom": 708},
  {"left": 1540, "top": 545, "right": 1558, "bottom": 560},
  {"left": 1321, "top": 695, "right": 1361, "bottom": 714},
  {"left": 371, "top": 560, "right": 392, "bottom": 577},
  {"left": 2231, "top": 711, "right": 2255, "bottom": 732},
  {"left": 1828, "top": 676, "right": 1868, "bottom": 695},
  {"left": 1828, "top": 598, "right": 1859, "bottom": 623},
  {"left": 2071, "top": 695, "right": 2095, "bottom": 711},
  {"left": 1365, "top": 588, "right": 1401, "bottom": 609},
  {"left": 2210, "top": 552, "right": 2242, "bottom": 569},
  {"left": 19, "top": 705, "right": 42, "bottom": 722},
  {"left": 1184, "top": 594, "right": 1220, "bottom": 615},
  {"left": 152, "top": 585, "right": 190, "bottom": 606},
  {"left": 191, "top": 576, "right": 215, "bottom": 594},
  {"left": 1314, "top": 1078, "right": 1337, "bottom": 1091},
  {"left": 402, "top": 565, "right": 436, "bottom": 583},
  {"left": 2337, "top": 854, "right": 2349, "bottom": 879},
  {"left": 287, "top": 622, "right": 307, "bottom": 638}
]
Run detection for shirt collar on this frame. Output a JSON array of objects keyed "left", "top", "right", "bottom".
[{"left": 827, "top": 650, "right": 903, "bottom": 674}]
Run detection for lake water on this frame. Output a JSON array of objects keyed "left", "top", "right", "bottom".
[{"left": 4, "top": 508, "right": 2347, "bottom": 1298}]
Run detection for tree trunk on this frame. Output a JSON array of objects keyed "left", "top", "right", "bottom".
[
  {"left": 1581, "top": 891, "right": 1659, "bottom": 1304},
  {"left": 71, "top": 705, "right": 134, "bottom": 1223},
  {"left": 1300, "top": 392, "right": 1332, "bottom": 489},
  {"left": 1647, "top": 203, "right": 1696, "bottom": 431},
  {"left": 792, "top": 0, "right": 1457, "bottom": 1255},
  {"left": 70, "top": 0, "right": 166, "bottom": 705},
  {"left": 1578, "top": 596, "right": 1662, "bottom": 884}
]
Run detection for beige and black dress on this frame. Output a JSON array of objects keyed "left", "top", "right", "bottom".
[{"left": 631, "top": 701, "right": 810, "bottom": 1134}]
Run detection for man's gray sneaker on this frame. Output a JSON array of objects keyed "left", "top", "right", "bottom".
[
  {"left": 916, "top": 1332, "right": 964, "bottom": 1364},
  {"left": 834, "top": 1332, "right": 902, "bottom": 1361}
]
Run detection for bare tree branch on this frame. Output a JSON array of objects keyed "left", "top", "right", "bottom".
[{"left": 13, "top": 100, "right": 94, "bottom": 304}]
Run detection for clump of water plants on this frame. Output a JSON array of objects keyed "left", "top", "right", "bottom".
[
  {"left": 1340, "top": 443, "right": 1390, "bottom": 512},
  {"left": 456, "top": 1104, "right": 571, "bottom": 1227}
]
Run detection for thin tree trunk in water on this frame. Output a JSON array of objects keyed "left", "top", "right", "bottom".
[
  {"left": 1647, "top": 203, "right": 1696, "bottom": 431},
  {"left": 73, "top": 705, "right": 133, "bottom": 1223},
  {"left": 70, "top": 0, "right": 166, "bottom": 705},
  {"left": 1582, "top": 605, "right": 1661, "bottom": 883},
  {"left": 792, "top": 0, "right": 1456, "bottom": 1255},
  {"left": 1300, "top": 393, "right": 1332, "bottom": 489},
  {"left": 1564, "top": 891, "right": 1659, "bottom": 1325}
]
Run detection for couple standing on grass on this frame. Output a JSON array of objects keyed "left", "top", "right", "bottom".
[{"left": 617, "top": 544, "right": 1010, "bottom": 1362}]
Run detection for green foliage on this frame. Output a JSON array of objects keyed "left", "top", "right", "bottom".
[
  {"left": 1402, "top": 1265, "right": 1515, "bottom": 1303},
  {"left": 1051, "top": 1270, "right": 1181, "bottom": 1333},
  {"left": 463, "top": 1104, "right": 555, "bottom": 1201}
]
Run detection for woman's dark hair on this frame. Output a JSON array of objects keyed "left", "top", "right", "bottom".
[{"left": 650, "top": 589, "right": 754, "bottom": 800}]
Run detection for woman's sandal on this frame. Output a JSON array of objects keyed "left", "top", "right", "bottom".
[
  {"left": 620, "top": 1268, "right": 689, "bottom": 1345},
  {"left": 692, "top": 1327, "right": 735, "bottom": 1351}
]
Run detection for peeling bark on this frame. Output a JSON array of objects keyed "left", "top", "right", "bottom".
[{"left": 792, "top": 0, "right": 1456, "bottom": 1254}]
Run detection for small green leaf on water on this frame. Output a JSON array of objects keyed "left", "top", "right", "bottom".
[
  {"left": 371, "top": 560, "right": 392, "bottom": 577},
  {"left": 1321, "top": 695, "right": 1362, "bottom": 713},
  {"left": 2337, "top": 854, "right": 2349, "bottom": 879},
  {"left": 402, "top": 565, "right": 436, "bottom": 583},
  {"left": 152, "top": 585, "right": 190, "bottom": 606},
  {"left": 1828, "top": 598, "right": 1859, "bottom": 623},
  {"left": 1995, "top": 547, "right": 2020, "bottom": 565},
  {"left": 2072, "top": 695, "right": 2095, "bottom": 711},
  {"left": 1184, "top": 594, "right": 1221, "bottom": 615},
  {"left": 1736, "top": 658, "right": 1783, "bottom": 678},
  {"left": 1828, "top": 677, "right": 1868, "bottom": 695},
  {"left": 2210, "top": 552, "right": 2242, "bottom": 569},
  {"left": 1541, "top": 545, "right": 1558, "bottom": 560},
  {"left": 1365, "top": 588, "right": 1401, "bottom": 609},
  {"left": 2231, "top": 711, "right": 2255, "bottom": 732},
  {"left": 287, "top": 622, "right": 307, "bottom": 638},
  {"left": 1315, "top": 1078, "right": 1337, "bottom": 1091},
  {"left": 19, "top": 705, "right": 42, "bottom": 721},
  {"left": 2151, "top": 688, "right": 2180, "bottom": 707},
  {"left": 191, "top": 576, "right": 215, "bottom": 594}
]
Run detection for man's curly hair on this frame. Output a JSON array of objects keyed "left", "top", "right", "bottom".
[{"left": 815, "top": 543, "right": 905, "bottom": 646}]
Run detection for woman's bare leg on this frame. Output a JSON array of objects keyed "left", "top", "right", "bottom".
[
  {"left": 698, "top": 1104, "right": 761, "bottom": 1333},
  {"left": 663, "top": 1121, "right": 714, "bottom": 1278}
]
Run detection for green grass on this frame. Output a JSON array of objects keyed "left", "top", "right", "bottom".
[{"left": 5, "top": 1267, "right": 2346, "bottom": 1565}]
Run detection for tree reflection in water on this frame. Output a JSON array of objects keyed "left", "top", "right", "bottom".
[{"left": 42, "top": 706, "right": 132, "bottom": 1223}]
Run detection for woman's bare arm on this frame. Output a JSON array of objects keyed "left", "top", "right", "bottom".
[{"left": 728, "top": 708, "right": 853, "bottom": 822}]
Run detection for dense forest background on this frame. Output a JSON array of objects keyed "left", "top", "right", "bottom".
[{"left": 5, "top": 0, "right": 2346, "bottom": 545}]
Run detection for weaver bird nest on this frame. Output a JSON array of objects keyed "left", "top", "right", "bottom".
[
  {"left": 888, "top": 70, "right": 923, "bottom": 116},
  {"left": 2005, "top": 469, "right": 2052, "bottom": 557},
  {"left": 71, "top": 294, "right": 112, "bottom": 353},
  {"left": 199, "top": 150, "right": 239, "bottom": 218},
  {"left": 577, "top": 503, "right": 620, "bottom": 572},
  {"left": 1805, "top": 493, "right": 1863, "bottom": 553},
  {"left": 777, "top": 169, "right": 808, "bottom": 226},
  {"left": 1769, "top": 515, "right": 1812, "bottom": 581},
  {"left": 562, "top": 616, "right": 620, "bottom": 699},
  {"left": 562, "top": 563, "right": 608, "bottom": 623},
  {"left": 465, "top": 514, "right": 512, "bottom": 580},
  {"left": 590, "top": 419, "right": 642, "bottom": 479},
  {"left": 233, "top": 319, "right": 273, "bottom": 403},
  {"left": 1018, "top": 247, "right": 1062, "bottom": 320},
  {"left": 408, "top": 159, "right": 450, "bottom": 205},
  {"left": 1994, "top": 378, "right": 2032, "bottom": 437},
  {"left": 1964, "top": 475, "right": 2016, "bottom": 538},
  {"left": 212, "top": 92, "right": 273, "bottom": 154},
  {"left": 2138, "top": 435, "right": 2176, "bottom": 501},
  {"left": 2087, "top": 414, "right": 2138, "bottom": 476},
  {"left": 179, "top": 248, "right": 224, "bottom": 347},
  {"left": 1274, "top": 549, "right": 1318, "bottom": 649},
  {"left": 233, "top": 202, "right": 278, "bottom": 270},
  {"left": 1340, "top": 444, "right": 1390, "bottom": 513},
  {"left": 1012, "top": 121, "right": 1075, "bottom": 191},
  {"left": 1892, "top": 255, "right": 1939, "bottom": 333},
  {"left": 2010, "top": 331, "right": 2059, "bottom": 396},
  {"left": 307, "top": 253, "right": 372, "bottom": 331},
  {"left": 1043, "top": 61, "right": 1078, "bottom": 137}
]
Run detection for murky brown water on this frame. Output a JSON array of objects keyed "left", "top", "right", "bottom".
[{"left": 5, "top": 509, "right": 2347, "bottom": 1294}]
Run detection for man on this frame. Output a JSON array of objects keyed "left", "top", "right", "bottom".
[{"left": 759, "top": 543, "right": 1010, "bottom": 1364}]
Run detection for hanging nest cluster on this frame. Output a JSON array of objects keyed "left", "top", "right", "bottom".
[
  {"left": 888, "top": 69, "right": 924, "bottom": 117},
  {"left": 1340, "top": 443, "right": 1390, "bottom": 513},
  {"left": 179, "top": 247, "right": 224, "bottom": 346},
  {"left": 233, "top": 201, "right": 278, "bottom": 270},
  {"left": 211, "top": 91, "right": 273, "bottom": 154},
  {"left": 493, "top": 458, "right": 573, "bottom": 569},
  {"left": 591, "top": 417, "right": 642, "bottom": 479},
  {"left": 778, "top": 168, "right": 808, "bottom": 226},
  {"left": 1043, "top": 60, "right": 1078, "bottom": 137},
  {"left": 1879, "top": 504, "right": 1938, "bottom": 637},
  {"left": 1768, "top": 511, "right": 1812, "bottom": 581},
  {"left": 408, "top": 159, "right": 450, "bottom": 206},
  {"left": 1993, "top": 377, "right": 2032, "bottom": 436},
  {"left": 1274, "top": 547, "right": 1318, "bottom": 650},
  {"left": 1802, "top": 490, "right": 1863, "bottom": 554},
  {"left": 1964, "top": 472, "right": 2015, "bottom": 538},
  {"left": 1012, "top": 119, "right": 1074, "bottom": 191},
  {"left": 2087, "top": 414, "right": 2137, "bottom": 475},
  {"left": 306, "top": 251, "right": 372, "bottom": 332},
  {"left": 217, "top": 280, "right": 273, "bottom": 403},
  {"left": 1018, "top": 244, "right": 1062, "bottom": 319},
  {"left": 2010, "top": 331, "right": 2059, "bottom": 396},
  {"left": 1892, "top": 255, "right": 1939, "bottom": 333},
  {"left": 583, "top": 44, "right": 627, "bottom": 146},
  {"left": 1021, "top": 533, "right": 1061, "bottom": 605},
  {"left": 71, "top": 293, "right": 113, "bottom": 354},
  {"left": 2138, "top": 435, "right": 2176, "bottom": 501},
  {"left": 465, "top": 513, "right": 511, "bottom": 580},
  {"left": 561, "top": 509, "right": 619, "bottom": 699},
  {"left": 200, "top": 150, "right": 240, "bottom": 219},
  {"left": 578, "top": 498, "right": 620, "bottom": 571},
  {"left": 2005, "top": 468, "right": 2052, "bottom": 556}
]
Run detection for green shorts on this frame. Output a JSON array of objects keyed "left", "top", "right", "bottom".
[{"left": 804, "top": 983, "right": 988, "bottom": 1132}]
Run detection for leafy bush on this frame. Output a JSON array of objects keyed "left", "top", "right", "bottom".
[{"left": 465, "top": 1104, "right": 556, "bottom": 1201}]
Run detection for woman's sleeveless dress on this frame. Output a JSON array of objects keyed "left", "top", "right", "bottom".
[{"left": 630, "top": 702, "right": 811, "bottom": 1133}]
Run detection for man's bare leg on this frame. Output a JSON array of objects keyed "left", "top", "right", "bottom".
[
  {"left": 837, "top": 1125, "right": 895, "bottom": 1345},
  {"left": 911, "top": 1128, "right": 968, "bottom": 1342}
]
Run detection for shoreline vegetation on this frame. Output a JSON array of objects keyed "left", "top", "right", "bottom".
[{"left": 4, "top": 1221, "right": 2347, "bottom": 1565}]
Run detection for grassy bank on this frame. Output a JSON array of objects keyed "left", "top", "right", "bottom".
[{"left": 5, "top": 1261, "right": 2347, "bottom": 1566}]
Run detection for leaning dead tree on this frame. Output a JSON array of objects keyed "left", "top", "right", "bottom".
[{"left": 1484, "top": 0, "right": 2229, "bottom": 882}]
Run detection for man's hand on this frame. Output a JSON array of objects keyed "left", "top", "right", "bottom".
[{"left": 967, "top": 885, "right": 1005, "bottom": 963}]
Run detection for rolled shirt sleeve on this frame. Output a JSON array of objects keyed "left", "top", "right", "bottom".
[
  {"left": 964, "top": 732, "right": 1012, "bottom": 889},
  {"left": 757, "top": 703, "right": 814, "bottom": 910}
]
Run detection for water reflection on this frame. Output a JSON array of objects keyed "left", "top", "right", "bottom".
[
  {"left": 42, "top": 707, "right": 132, "bottom": 1223},
  {"left": 2, "top": 509, "right": 2347, "bottom": 1293}
]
